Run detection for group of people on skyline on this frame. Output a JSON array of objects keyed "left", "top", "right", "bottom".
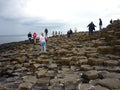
[
  {"left": 52, "top": 31, "right": 63, "bottom": 37},
  {"left": 87, "top": 18, "right": 103, "bottom": 35},
  {"left": 67, "top": 28, "right": 73, "bottom": 39},
  {"left": 27, "top": 18, "right": 113, "bottom": 52},
  {"left": 87, "top": 18, "right": 113, "bottom": 35}
]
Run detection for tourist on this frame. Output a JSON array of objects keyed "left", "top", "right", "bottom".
[
  {"left": 110, "top": 19, "right": 113, "bottom": 24},
  {"left": 33, "top": 32, "right": 37, "bottom": 44},
  {"left": 67, "top": 30, "right": 70, "bottom": 39},
  {"left": 40, "top": 32, "right": 47, "bottom": 52},
  {"left": 44, "top": 28, "right": 48, "bottom": 37},
  {"left": 58, "top": 31, "right": 61, "bottom": 36},
  {"left": 87, "top": 21, "right": 96, "bottom": 35},
  {"left": 69, "top": 28, "right": 73, "bottom": 39},
  {"left": 27, "top": 32, "right": 32, "bottom": 43},
  {"left": 55, "top": 31, "right": 57, "bottom": 37},
  {"left": 52, "top": 31, "right": 55, "bottom": 37},
  {"left": 67, "top": 28, "right": 73, "bottom": 39},
  {"left": 99, "top": 18, "right": 102, "bottom": 30}
]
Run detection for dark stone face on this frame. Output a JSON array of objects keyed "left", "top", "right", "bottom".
[{"left": 81, "top": 73, "right": 89, "bottom": 83}]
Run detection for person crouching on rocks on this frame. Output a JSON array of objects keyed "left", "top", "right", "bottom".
[{"left": 40, "top": 32, "right": 47, "bottom": 52}]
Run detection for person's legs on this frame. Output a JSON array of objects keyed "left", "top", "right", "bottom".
[
  {"left": 45, "top": 33, "right": 48, "bottom": 37},
  {"left": 41, "top": 42, "right": 44, "bottom": 52},
  {"left": 70, "top": 34, "right": 72, "bottom": 39},
  {"left": 41, "top": 42, "right": 46, "bottom": 52},
  {"left": 46, "top": 33, "right": 48, "bottom": 37},
  {"left": 28, "top": 37, "right": 30, "bottom": 42},
  {"left": 89, "top": 30, "right": 91, "bottom": 35},
  {"left": 43, "top": 42, "right": 46, "bottom": 52},
  {"left": 34, "top": 38, "right": 36, "bottom": 44},
  {"left": 91, "top": 30, "right": 93, "bottom": 35},
  {"left": 29, "top": 37, "right": 32, "bottom": 42},
  {"left": 99, "top": 25, "right": 102, "bottom": 30},
  {"left": 89, "top": 30, "right": 93, "bottom": 35}
]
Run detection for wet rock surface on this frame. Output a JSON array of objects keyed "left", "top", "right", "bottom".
[{"left": 0, "top": 20, "right": 120, "bottom": 90}]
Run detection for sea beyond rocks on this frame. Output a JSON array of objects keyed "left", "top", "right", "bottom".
[{"left": 0, "top": 20, "right": 120, "bottom": 90}]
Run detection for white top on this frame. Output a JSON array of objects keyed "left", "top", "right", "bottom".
[{"left": 40, "top": 35, "right": 46, "bottom": 43}]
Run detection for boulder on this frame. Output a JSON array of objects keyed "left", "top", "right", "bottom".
[
  {"left": 85, "top": 70, "right": 99, "bottom": 80},
  {"left": 48, "top": 64, "right": 57, "bottom": 70},
  {"left": 98, "top": 78, "right": 120, "bottom": 89},
  {"left": 36, "top": 77, "right": 50, "bottom": 86},
  {"left": 81, "top": 65, "right": 93, "bottom": 71},
  {"left": 19, "top": 82, "right": 33, "bottom": 90},
  {"left": 88, "top": 58, "right": 104, "bottom": 65},
  {"left": 103, "top": 60, "right": 118, "bottom": 66},
  {"left": 36, "top": 69, "right": 47, "bottom": 78},
  {"left": 97, "top": 46, "right": 114, "bottom": 54}
]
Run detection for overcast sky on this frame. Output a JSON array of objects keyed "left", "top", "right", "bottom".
[{"left": 0, "top": 0, "right": 120, "bottom": 35}]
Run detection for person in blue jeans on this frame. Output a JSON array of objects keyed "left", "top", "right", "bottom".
[
  {"left": 99, "top": 18, "right": 102, "bottom": 30},
  {"left": 40, "top": 32, "right": 47, "bottom": 52}
]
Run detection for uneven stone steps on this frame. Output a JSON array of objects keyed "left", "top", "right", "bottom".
[{"left": 0, "top": 20, "right": 120, "bottom": 90}]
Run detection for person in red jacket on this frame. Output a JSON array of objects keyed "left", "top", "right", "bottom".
[{"left": 33, "top": 32, "right": 37, "bottom": 44}]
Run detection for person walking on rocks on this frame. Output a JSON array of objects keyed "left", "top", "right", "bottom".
[
  {"left": 33, "top": 32, "right": 37, "bottom": 44},
  {"left": 44, "top": 28, "right": 48, "bottom": 37},
  {"left": 27, "top": 32, "right": 32, "bottom": 43},
  {"left": 67, "top": 30, "right": 70, "bottom": 39},
  {"left": 87, "top": 21, "right": 96, "bottom": 35},
  {"left": 67, "top": 28, "right": 73, "bottom": 39},
  {"left": 99, "top": 18, "right": 102, "bottom": 30},
  {"left": 52, "top": 31, "right": 55, "bottom": 37},
  {"left": 110, "top": 19, "right": 113, "bottom": 24},
  {"left": 40, "top": 32, "right": 47, "bottom": 52},
  {"left": 69, "top": 28, "right": 73, "bottom": 39}
]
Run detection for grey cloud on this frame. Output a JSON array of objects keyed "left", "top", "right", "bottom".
[
  {"left": 0, "top": 0, "right": 27, "bottom": 19},
  {"left": 104, "top": 11, "right": 120, "bottom": 18},
  {"left": 0, "top": 0, "right": 67, "bottom": 28},
  {"left": 118, "top": 4, "right": 120, "bottom": 8}
]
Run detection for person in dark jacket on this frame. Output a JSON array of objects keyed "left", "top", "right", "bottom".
[
  {"left": 87, "top": 22, "right": 96, "bottom": 35},
  {"left": 69, "top": 28, "right": 73, "bottom": 39},
  {"left": 44, "top": 28, "right": 48, "bottom": 37},
  {"left": 110, "top": 19, "right": 113, "bottom": 24},
  {"left": 28, "top": 32, "right": 32, "bottom": 42},
  {"left": 99, "top": 18, "right": 102, "bottom": 30},
  {"left": 67, "top": 30, "right": 70, "bottom": 38},
  {"left": 67, "top": 28, "right": 73, "bottom": 39}
]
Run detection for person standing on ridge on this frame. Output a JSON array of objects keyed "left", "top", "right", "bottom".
[
  {"left": 99, "top": 18, "right": 102, "bottom": 30},
  {"left": 33, "top": 32, "right": 37, "bottom": 44},
  {"left": 69, "top": 28, "right": 73, "bottom": 39},
  {"left": 44, "top": 28, "right": 48, "bottom": 37},
  {"left": 27, "top": 32, "right": 32, "bottom": 43},
  {"left": 110, "top": 19, "right": 113, "bottom": 24},
  {"left": 87, "top": 21, "right": 96, "bottom": 35}
]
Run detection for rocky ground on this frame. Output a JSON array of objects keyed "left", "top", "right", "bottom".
[{"left": 0, "top": 20, "right": 120, "bottom": 90}]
